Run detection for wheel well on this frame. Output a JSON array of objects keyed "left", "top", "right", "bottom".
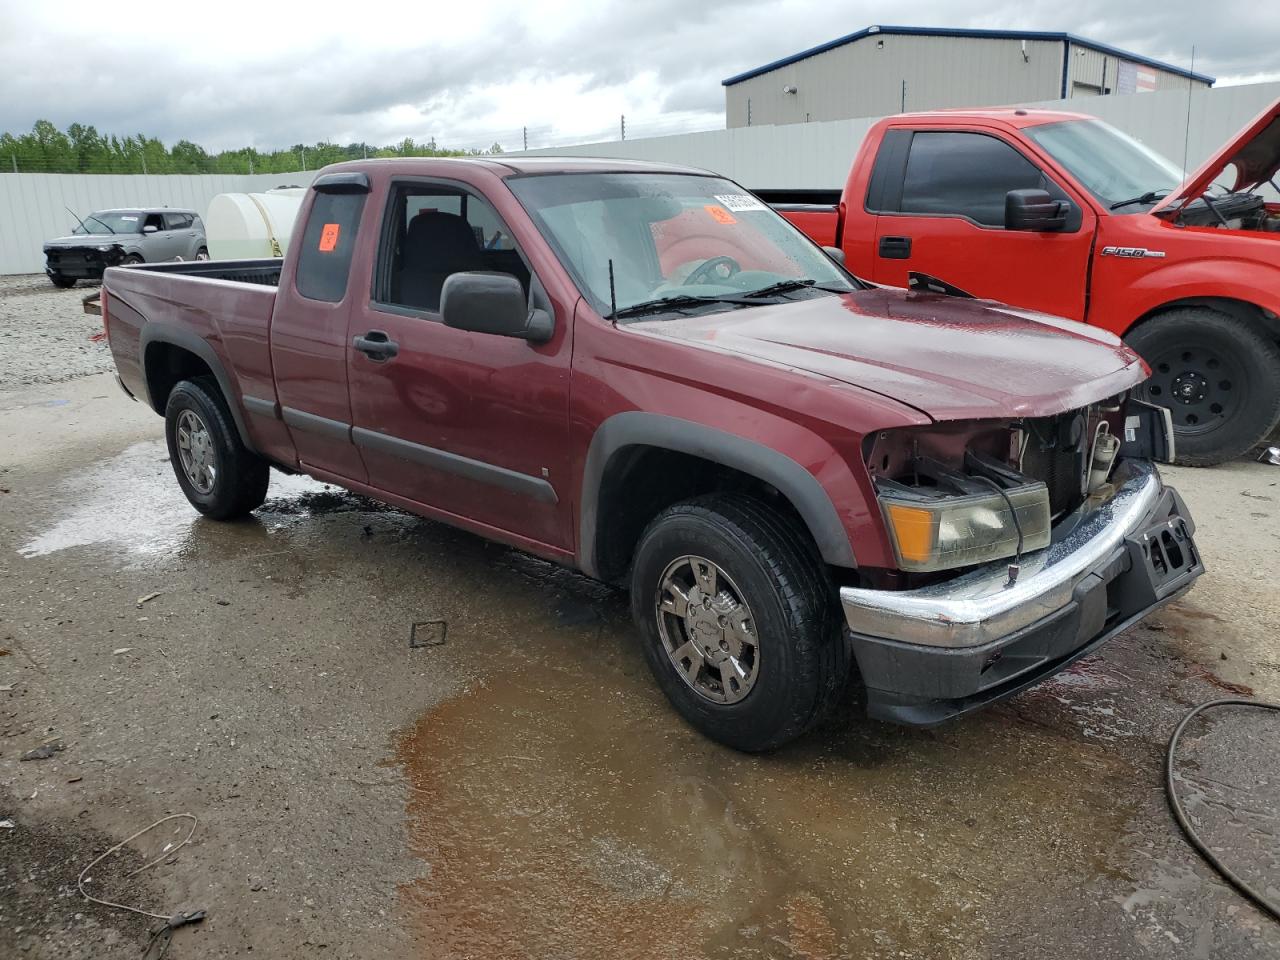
[
  {"left": 592, "top": 445, "right": 813, "bottom": 583},
  {"left": 144, "top": 342, "right": 215, "bottom": 414},
  {"left": 1132, "top": 297, "right": 1280, "bottom": 343}
]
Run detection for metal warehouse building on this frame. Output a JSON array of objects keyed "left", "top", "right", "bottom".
[{"left": 724, "top": 25, "right": 1214, "bottom": 127}]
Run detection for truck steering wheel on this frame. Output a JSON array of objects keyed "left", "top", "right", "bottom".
[{"left": 685, "top": 256, "right": 742, "bottom": 286}]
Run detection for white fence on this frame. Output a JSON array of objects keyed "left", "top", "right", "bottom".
[
  {"left": 0, "top": 171, "right": 313, "bottom": 276},
  {"left": 512, "top": 80, "right": 1280, "bottom": 189},
  {"left": 1, "top": 79, "right": 1277, "bottom": 276}
]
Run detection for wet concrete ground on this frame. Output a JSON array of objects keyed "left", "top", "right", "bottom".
[{"left": 2, "top": 319, "right": 1279, "bottom": 957}]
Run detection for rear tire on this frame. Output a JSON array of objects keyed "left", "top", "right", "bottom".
[
  {"left": 1125, "top": 307, "right": 1280, "bottom": 466},
  {"left": 49, "top": 273, "right": 76, "bottom": 289},
  {"left": 195, "top": 247, "right": 210, "bottom": 261},
  {"left": 630, "top": 494, "right": 850, "bottom": 752},
  {"left": 164, "top": 377, "right": 269, "bottom": 519}
]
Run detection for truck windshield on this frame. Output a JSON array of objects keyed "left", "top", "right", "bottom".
[
  {"left": 507, "top": 172, "right": 857, "bottom": 319},
  {"left": 71, "top": 211, "right": 144, "bottom": 235},
  {"left": 1025, "top": 119, "right": 1184, "bottom": 213}
]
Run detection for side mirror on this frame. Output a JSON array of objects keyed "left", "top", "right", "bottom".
[
  {"left": 440, "top": 272, "right": 553, "bottom": 343},
  {"left": 142, "top": 224, "right": 159, "bottom": 234},
  {"left": 1005, "top": 189, "right": 1069, "bottom": 232},
  {"left": 822, "top": 245, "right": 846, "bottom": 265}
]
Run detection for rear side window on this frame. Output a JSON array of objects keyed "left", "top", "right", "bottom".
[
  {"left": 164, "top": 212, "right": 193, "bottom": 230},
  {"left": 296, "top": 191, "right": 366, "bottom": 302},
  {"left": 900, "top": 132, "right": 1045, "bottom": 227}
]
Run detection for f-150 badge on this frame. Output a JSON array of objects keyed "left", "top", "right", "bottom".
[{"left": 1100, "top": 246, "right": 1166, "bottom": 259}]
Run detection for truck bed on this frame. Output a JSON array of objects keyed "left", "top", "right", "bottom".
[
  {"left": 103, "top": 259, "right": 284, "bottom": 432},
  {"left": 131, "top": 258, "right": 283, "bottom": 286},
  {"left": 756, "top": 190, "right": 841, "bottom": 249}
]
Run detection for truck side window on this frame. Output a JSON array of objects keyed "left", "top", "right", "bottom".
[
  {"left": 899, "top": 132, "right": 1047, "bottom": 227},
  {"left": 296, "top": 191, "right": 367, "bottom": 303},
  {"left": 378, "top": 185, "right": 531, "bottom": 313}
]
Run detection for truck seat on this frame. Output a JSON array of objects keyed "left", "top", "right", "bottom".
[{"left": 396, "top": 211, "right": 487, "bottom": 311}]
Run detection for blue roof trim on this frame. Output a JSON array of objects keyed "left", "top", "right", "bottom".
[{"left": 721, "top": 25, "right": 1215, "bottom": 87}]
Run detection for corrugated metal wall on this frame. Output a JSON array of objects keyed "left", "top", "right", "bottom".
[
  {"left": 726, "top": 35, "right": 1065, "bottom": 127},
  {"left": 1066, "top": 46, "right": 1199, "bottom": 97},
  {"left": 0, "top": 170, "right": 313, "bottom": 275},
  {"left": 518, "top": 80, "right": 1280, "bottom": 190}
]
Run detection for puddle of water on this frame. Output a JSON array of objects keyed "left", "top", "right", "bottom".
[
  {"left": 19, "top": 440, "right": 326, "bottom": 560},
  {"left": 392, "top": 605, "right": 1142, "bottom": 960}
]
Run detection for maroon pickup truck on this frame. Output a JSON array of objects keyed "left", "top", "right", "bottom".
[{"left": 102, "top": 157, "right": 1202, "bottom": 750}]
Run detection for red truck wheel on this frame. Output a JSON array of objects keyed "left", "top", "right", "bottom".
[
  {"left": 1126, "top": 308, "right": 1280, "bottom": 466},
  {"left": 164, "top": 377, "right": 270, "bottom": 519},
  {"left": 630, "top": 494, "right": 850, "bottom": 752}
]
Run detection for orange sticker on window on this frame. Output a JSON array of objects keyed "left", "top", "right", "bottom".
[
  {"left": 705, "top": 205, "right": 737, "bottom": 225},
  {"left": 319, "top": 223, "right": 340, "bottom": 252}
]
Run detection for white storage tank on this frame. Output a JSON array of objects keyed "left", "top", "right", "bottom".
[{"left": 205, "top": 187, "right": 307, "bottom": 260}]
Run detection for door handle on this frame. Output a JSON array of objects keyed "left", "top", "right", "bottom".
[
  {"left": 353, "top": 330, "right": 399, "bottom": 361},
  {"left": 879, "top": 235, "right": 912, "bottom": 259}
]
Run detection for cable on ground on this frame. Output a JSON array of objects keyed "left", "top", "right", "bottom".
[{"left": 1166, "top": 698, "right": 1280, "bottom": 922}]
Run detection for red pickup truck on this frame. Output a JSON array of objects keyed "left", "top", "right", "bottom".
[
  {"left": 102, "top": 157, "right": 1201, "bottom": 750},
  {"left": 772, "top": 98, "right": 1280, "bottom": 466}
]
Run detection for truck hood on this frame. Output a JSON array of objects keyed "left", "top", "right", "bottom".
[
  {"left": 44, "top": 234, "right": 128, "bottom": 248},
  {"left": 629, "top": 287, "right": 1147, "bottom": 421},
  {"left": 1153, "top": 96, "right": 1280, "bottom": 215}
]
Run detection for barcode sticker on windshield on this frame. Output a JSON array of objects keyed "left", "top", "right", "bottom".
[{"left": 714, "top": 194, "right": 766, "bottom": 212}]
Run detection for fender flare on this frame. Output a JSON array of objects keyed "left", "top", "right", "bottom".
[
  {"left": 578, "top": 411, "right": 856, "bottom": 578},
  {"left": 139, "top": 323, "right": 260, "bottom": 455}
]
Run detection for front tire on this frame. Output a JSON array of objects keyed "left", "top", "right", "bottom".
[
  {"left": 122, "top": 254, "right": 144, "bottom": 266},
  {"left": 49, "top": 273, "right": 76, "bottom": 289},
  {"left": 630, "top": 494, "right": 849, "bottom": 752},
  {"left": 164, "top": 377, "right": 269, "bottom": 519},
  {"left": 1125, "top": 307, "right": 1280, "bottom": 466}
]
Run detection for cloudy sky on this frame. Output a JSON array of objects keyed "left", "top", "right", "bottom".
[{"left": 2, "top": 0, "right": 1278, "bottom": 152}]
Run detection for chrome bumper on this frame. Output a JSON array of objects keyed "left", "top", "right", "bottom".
[{"left": 841, "top": 459, "right": 1166, "bottom": 648}]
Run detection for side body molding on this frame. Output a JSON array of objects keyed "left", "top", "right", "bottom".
[
  {"left": 578, "top": 411, "right": 856, "bottom": 578},
  {"left": 138, "top": 323, "right": 260, "bottom": 454}
]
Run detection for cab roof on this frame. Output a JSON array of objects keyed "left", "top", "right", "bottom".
[
  {"left": 881, "top": 107, "right": 1097, "bottom": 129},
  {"left": 319, "top": 155, "right": 716, "bottom": 179}
]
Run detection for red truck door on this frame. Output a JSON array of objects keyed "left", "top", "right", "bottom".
[
  {"left": 344, "top": 178, "right": 573, "bottom": 554},
  {"left": 867, "top": 128, "right": 1095, "bottom": 320},
  {"left": 270, "top": 181, "right": 371, "bottom": 483}
]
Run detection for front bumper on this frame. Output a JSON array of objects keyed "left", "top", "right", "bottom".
[
  {"left": 44, "top": 245, "right": 123, "bottom": 279},
  {"left": 842, "top": 460, "right": 1202, "bottom": 725}
]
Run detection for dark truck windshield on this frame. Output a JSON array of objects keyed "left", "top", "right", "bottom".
[
  {"left": 508, "top": 172, "right": 856, "bottom": 319},
  {"left": 72, "top": 211, "right": 144, "bottom": 235},
  {"left": 1025, "top": 119, "right": 1185, "bottom": 213}
]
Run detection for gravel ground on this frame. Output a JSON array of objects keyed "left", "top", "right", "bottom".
[
  {"left": 1, "top": 281, "right": 1278, "bottom": 959},
  {"left": 0, "top": 275, "right": 112, "bottom": 388}
]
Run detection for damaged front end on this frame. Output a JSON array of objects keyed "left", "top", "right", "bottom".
[
  {"left": 44, "top": 242, "right": 126, "bottom": 280},
  {"left": 844, "top": 395, "right": 1201, "bottom": 726},
  {"left": 864, "top": 398, "right": 1142, "bottom": 578}
]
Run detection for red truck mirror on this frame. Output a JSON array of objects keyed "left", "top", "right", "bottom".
[{"left": 1004, "top": 189, "right": 1069, "bottom": 232}]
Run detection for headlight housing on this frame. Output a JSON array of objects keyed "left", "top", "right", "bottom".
[{"left": 876, "top": 461, "right": 1051, "bottom": 573}]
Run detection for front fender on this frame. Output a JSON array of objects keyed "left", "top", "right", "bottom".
[
  {"left": 578, "top": 410, "right": 871, "bottom": 577},
  {"left": 1103, "top": 255, "right": 1280, "bottom": 334}
]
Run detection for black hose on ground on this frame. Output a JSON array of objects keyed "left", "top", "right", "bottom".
[{"left": 1166, "top": 698, "right": 1280, "bottom": 922}]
